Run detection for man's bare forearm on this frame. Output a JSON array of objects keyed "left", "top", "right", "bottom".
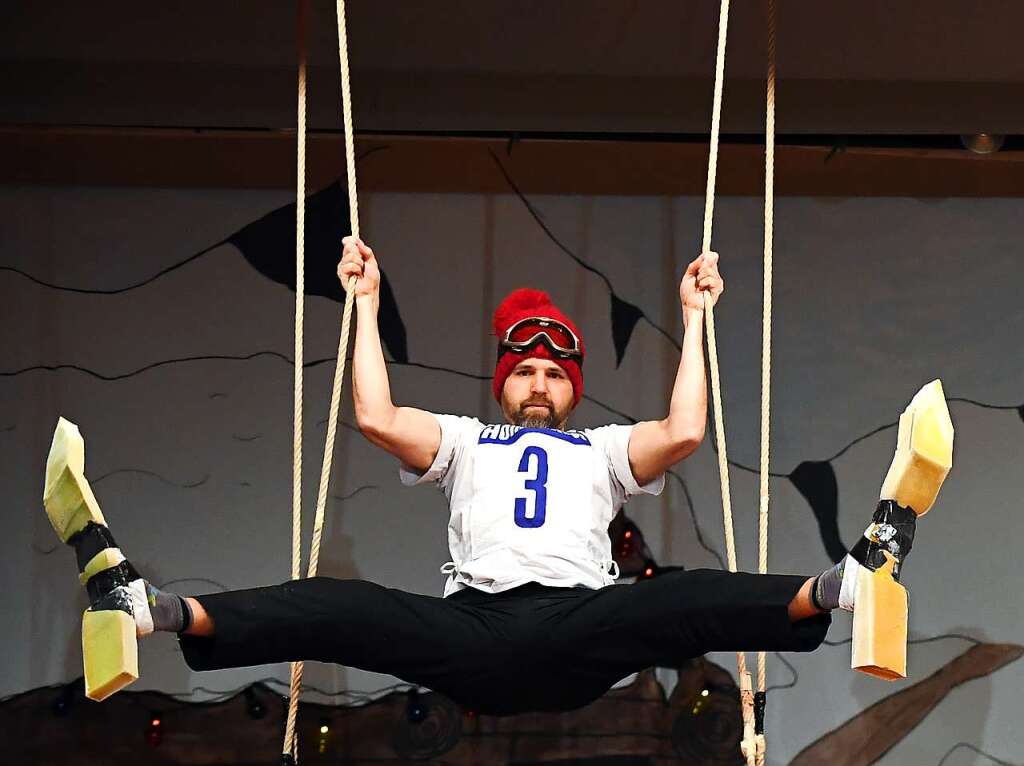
[
  {"left": 352, "top": 293, "right": 397, "bottom": 433},
  {"left": 626, "top": 253, "right": 720, "bottom": 484},
  {"left": 662, "top": 307, "right": 707, "bottom": 443},
  {"left": 625, "top": 306, "right": 707, "bottom": 484}
]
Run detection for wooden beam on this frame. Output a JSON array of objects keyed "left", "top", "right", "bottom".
[{"left": 2, "top": 125, "right": 1023, "bottom": 196}]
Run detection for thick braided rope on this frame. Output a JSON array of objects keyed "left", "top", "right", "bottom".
[
  {"left": 700, "top": 0, "right": 729, "bottom": 256},
  {"left": 701, "top": 0, "right": 735, "bottom": 580},
  {"left": 307, "top": 0, "right": 361, "bottom": 579},
  {"left": 696, "top": 2, "right": 757, "bottom": 765},
  {"left": 700, "top": 0, "right": 735, "bottom": 574},
  {"left": 283, "top": 0, "right": 309, "bottom": 758},
  {"left": 283, "top": 0, "right": 361, "bottom": 759},
  {"left": 755, "top": 3, "right": 776, "bottom": 765}
]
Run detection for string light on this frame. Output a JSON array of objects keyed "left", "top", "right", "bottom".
[
  {"left": 690, "top": 689, "right": 713, "bottom": 716},
  {"left": 619, "top": 526, "right": 636, "bottom": 559},
  {"left": 406, "top": 689, "right": 428, "bottom": 724},
  {"left": 610, "top": 511, "right": 659, "bottom": 578},
  {"left": 146, "top": 714, "right": 163, "bottom": 746},
  {"left": 51, "top": 679, "right": 80, "bottom": 717},
  {"left": 244, "top": 686, "right": 266, "bottom": 720},
  {"left": 318, "top": 717, "right": 331, "bottom": 754}
]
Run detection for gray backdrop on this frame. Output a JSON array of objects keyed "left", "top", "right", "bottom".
[{"left": 1, "top": 186, "right": 1021, "bottom": 765}]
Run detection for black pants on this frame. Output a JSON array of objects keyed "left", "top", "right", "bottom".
[{"left": 179, "top": 569, "right": 830, "bottom": 715}]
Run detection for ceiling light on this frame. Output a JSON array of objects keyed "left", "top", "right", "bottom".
[{"left": 960, "top": 133, "right": 1005, "bottom": 154}]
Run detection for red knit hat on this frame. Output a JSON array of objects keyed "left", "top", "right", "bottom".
[{"left": 492, "top": 288, "right": 585, "bottom": 407}]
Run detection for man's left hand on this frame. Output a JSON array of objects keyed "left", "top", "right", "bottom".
[{"left": 680, "top": 251, "right": 724, "bottom": 314}]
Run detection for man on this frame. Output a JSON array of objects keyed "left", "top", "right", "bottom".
[{"left": 45, "top": 236, "right": 917, "bottom": 716}]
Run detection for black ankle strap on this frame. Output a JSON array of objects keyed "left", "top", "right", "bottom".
[
  {"left": 849, "top": 499, "right": 917, "bottom": 581},
  {"left": 85, "top": 560, "right": 141, "bottom": 603},
  {"left": 68, "top": 522, "right": 119, "bottom": 574}
]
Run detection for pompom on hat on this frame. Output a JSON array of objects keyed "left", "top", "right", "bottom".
[{"left": 491, "top": 288, "right": 585, "bottom": 407}]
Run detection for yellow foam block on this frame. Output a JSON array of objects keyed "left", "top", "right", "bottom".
[
  {"left": 879, "top": 379, "right": 953, "bottom": 516},
  {"left": 82, "top": 608, "right": 138, "bottom": 701},
  {"left": 854, "top": 380, "right": 954, "bottom": 680},
  {"left": 43, "top": 418, "right": 106, "bottom": 542},
  {"left": 852, "top": 553, "right": 908, "bottom": 680}
]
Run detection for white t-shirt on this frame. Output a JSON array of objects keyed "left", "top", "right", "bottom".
[{"left": 400, "top": 415, "right": 665, "bottom": 596}]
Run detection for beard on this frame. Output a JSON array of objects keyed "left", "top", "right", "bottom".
[
  {"left": 517, "top": 412, "right": 557, "bottom": 429},
  {"left": 513, "top": 401, "right": 563, "bottom": 430}
]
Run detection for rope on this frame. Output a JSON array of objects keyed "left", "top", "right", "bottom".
[
  {"left": 283, "top": 0, "right": 309, "bottom": 757},
  {"left": 307, "top": 0, "right": 361, "bottom": 577},
  {"left": 755, "top": 3, "right": 777, "bottom": 765},
  {"left": 700, "top": 0, "right": 730, "bottom": 256},
  {"left": 282, "top": 0, "right": 361, "bottom": 760},
  {"left": 699, "top": 0, "right": 734, "bottom": 574},
  {"left": 696, "top": 1, "right": 767, "bottom": 764}
]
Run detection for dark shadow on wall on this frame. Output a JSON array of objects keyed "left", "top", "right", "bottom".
[{"left": 228, "top": 181, "right": 409, "bottom": 365}]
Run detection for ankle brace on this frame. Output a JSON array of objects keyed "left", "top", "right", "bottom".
[
  {"left": 849, "top": 500, "right": 917, "bottom": 582},
  {"left": 67, "top": 522, "right": 141, "bottom": 603},
  {"left": 67, "top": 520, "right": 156, "bottom": 636}
]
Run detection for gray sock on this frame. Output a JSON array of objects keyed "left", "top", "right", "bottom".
[
  {"left": 812, "top": 556, "right": 848, "bottom": 611},
  {"left": 144, "top": 583, "right": 192, "bottom": 633}
]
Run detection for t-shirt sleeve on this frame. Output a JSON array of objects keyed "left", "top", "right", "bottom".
[
  {"left": 587, "top": 423, "right": 666, "bottom": 502},
  {"left": 398, "top": 413, "right": 482, "bottom": 489}
]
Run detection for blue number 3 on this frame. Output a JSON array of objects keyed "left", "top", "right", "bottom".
[{"left": 514, "top": 446, "right": 548, "bottom": 528}]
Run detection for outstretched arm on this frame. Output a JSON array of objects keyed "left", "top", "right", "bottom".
[
  {"left": 339, "top": 237, "right": 441, "bottom": 473},
  {"left": 627, "top": 252, "right": 723, "bottom": 486}
]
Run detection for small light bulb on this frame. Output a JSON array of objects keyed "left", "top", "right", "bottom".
[
  {"left": 320, "top": 724, "right": 329, "bottom": 734},
  {"left": 960, "top": 133, "right": 1005, "bottom": 154},
  {"left": 701, "top": 689, "right": 709, "bottom": 697}
]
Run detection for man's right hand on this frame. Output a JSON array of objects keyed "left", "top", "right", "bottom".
[{"left": 338, "top": 236, "right": 381, "bottom": 299}]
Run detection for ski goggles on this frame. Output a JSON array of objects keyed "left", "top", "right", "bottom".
[{"left": 498, "top": 316, "right": 583, "bottom": 363}]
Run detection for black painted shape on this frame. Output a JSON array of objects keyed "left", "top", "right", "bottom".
[
  {"left": 1017, "top": 404, "right": 1024, "bottom": 423},
  {"left": 228, "top": 181, "right": 408, "bottom": 363},
  {"left": 789, "top": 460, "right": 847, "bottom": 563},
  {"left": 610, "top": 292, "right": 643, "bottom": 368}
]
